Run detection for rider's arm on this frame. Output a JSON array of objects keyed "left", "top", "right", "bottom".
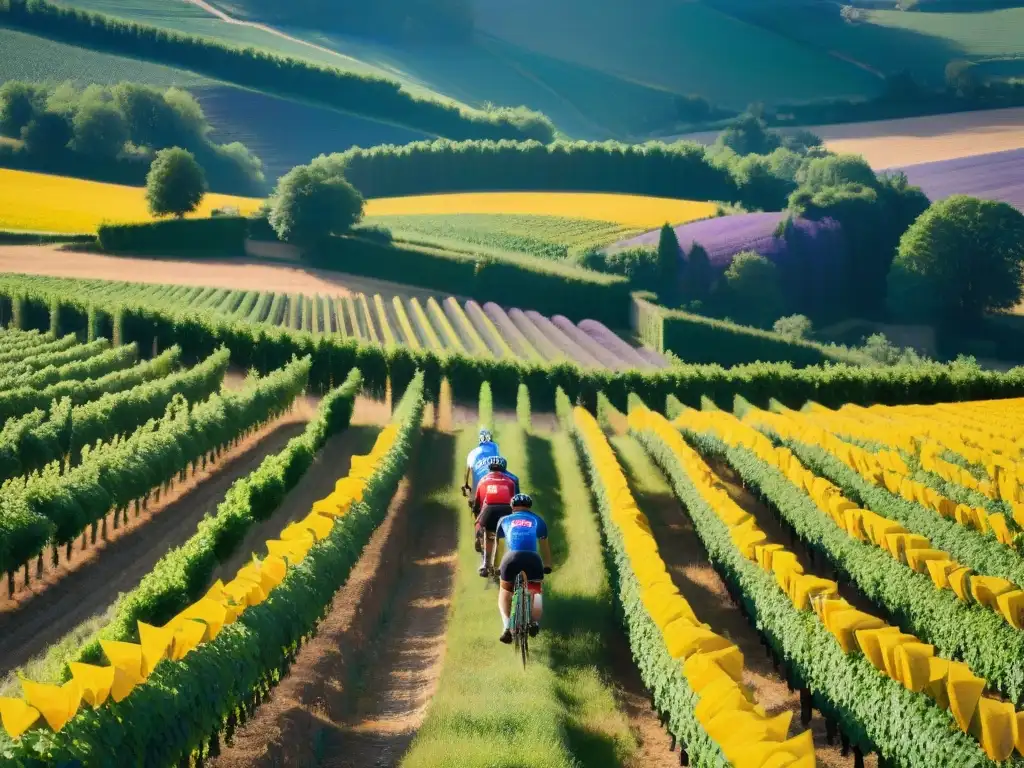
[
  {"left": 539, "top": 537, "right": 553, "bottom": 570},
  {"left": 463, "top": 465, "right": 471, "bottom": 489}
]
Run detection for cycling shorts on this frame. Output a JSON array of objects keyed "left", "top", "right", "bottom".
[
  {"left": 478, "top": 503, "right": 512, "bottom": 533},
  {"left": 499, "top": 550, "right": 544, "bottom": 593}
]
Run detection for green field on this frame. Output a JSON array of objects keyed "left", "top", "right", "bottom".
[
  {"left": 723, "top": 1, "right": 1024, "bottom": 88},
  {"left": 474, "top": 0, "right": 882, "bottom": 108},
  {"left": 0, "top": 26, "right": 209, "bottom": 86},
  {"left": 366, "top": 214, "right": 636, "bottom": 261},
  {"left": 49, "top": 0, "right": 886, "bottom": 138}
]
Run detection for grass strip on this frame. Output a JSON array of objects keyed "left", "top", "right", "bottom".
[{"left": 404, "top": 404, "right": 636, "bottom": 766}]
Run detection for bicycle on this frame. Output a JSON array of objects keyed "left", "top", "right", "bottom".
[{"left": 509, "top": 570, "right": 531, "bottom": 668}]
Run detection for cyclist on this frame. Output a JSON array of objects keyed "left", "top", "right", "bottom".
[
  {"left": 493, "top": 494, "right": 551, "bottom": 643},
  {"left": 463, "top": 429, "right": 499, "bottom": 496},
  {"left": 472, "top": 455, "right": 520, "bottom": 552},
  {"left": 473, "top": 457, "right": 518, "bottom": 573}
]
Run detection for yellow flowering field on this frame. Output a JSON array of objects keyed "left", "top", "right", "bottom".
[
  {"left": 364, "top": 192, "right": 718, "bottom": 228},
  {"left": 0, "top": 169, "right": 263, "bottom": 234}
]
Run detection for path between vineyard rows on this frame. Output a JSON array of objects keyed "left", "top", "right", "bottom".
[
  {"left": 0, "top": 395, "right": 390, "bottom": 682},
  {"left": 210, "top": 413, "right": 695, "bottom": 768}
]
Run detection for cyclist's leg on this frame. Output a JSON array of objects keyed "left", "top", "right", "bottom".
[
  {"left": 497, "top": 551, "right": 518, "bottom": 642},
  {"left": 525, "top": 553, "right": 545, "bottom": 632}
]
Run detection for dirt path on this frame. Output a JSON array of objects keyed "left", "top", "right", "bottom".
[
  {"left": 610, "top": 436, "right": 860, "bottom": 768},
  {"left": 211, "top": 428, "right": 458, "bottom": 768},
  {"left": 0, "top": 246, "right": 453, "bottom": 304},
  {"left": 0, "top": 408, "right": 314, "bottom": 675}
]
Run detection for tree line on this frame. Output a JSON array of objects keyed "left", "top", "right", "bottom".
[
  {"left": 0, "top": 79, "right": 263, "bottom": 194},
  {"left": 0, "top": 0, "right": 553, "bottom": 143}
]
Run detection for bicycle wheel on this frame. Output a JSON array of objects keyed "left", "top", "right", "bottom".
[{"left": 516, "top": 571, "right": 530, "bottom": 668}]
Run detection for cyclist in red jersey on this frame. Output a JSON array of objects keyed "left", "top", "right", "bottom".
[{"left": 474, "top": 456, "right": 517, "bottom": 577}]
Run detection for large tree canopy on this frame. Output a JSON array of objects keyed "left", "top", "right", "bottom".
[
  {"left": 269, "top": 161, "right": 364, "bottom": 247},
  {"left": 888, "top": 195, "right": 1024, "bottom": 324},
  {"left": 146, "top": 147, "right": 207, "bottom": 218}
]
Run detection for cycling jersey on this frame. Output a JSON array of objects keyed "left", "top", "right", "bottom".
[
  {"left": 475, "top": 471, "right": 516, "bottom": 509},
  {"left": 466, "top": 441, "right": 499, "bottom": 470},
  {"left": 470, "top": 454, "right": 515, "bottom": 491},
  {"left": 496, "top": 511, "right": 548, "bottom": 554}
]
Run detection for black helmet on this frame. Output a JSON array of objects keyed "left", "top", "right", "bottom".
[
  {"left": 488, "top": 456, "right": 508, "bottom": 472},
  {"left": 512, "top": 493, "right": 532, "bottom": 508}
]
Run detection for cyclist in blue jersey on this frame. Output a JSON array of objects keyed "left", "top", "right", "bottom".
[
  {"left": 491, "top": 493, "right": 552, "bottom": 643},
  {"left": 463, "top": 430, "right": 499, "bottom": 495}
]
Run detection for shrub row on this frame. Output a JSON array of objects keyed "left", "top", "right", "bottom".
[
  {"left": 0, "top": 352, "right": 306, "bottom": 579},
  {"left": 0, "top": 230, "right": 95, "bottom": 245},
  {"left": 0, "top": 0, "right": 552, "bottom": 143},
  {"left": 568, "top": 402, "right": 727, "bottom": 765},
  {"left": 333, "top": 138, "right": 737, "bottom": 201},
  {"left": 5, "top": 275, "right": 1024, "bottom": 416},
  {"left": 784, "top": 437, "right": 1024, "bottom": 607},
  {"left": 2, "top": 371, "right": 423, "bottom": 765},
  {"left": 682, "top": 427, "right": 1024, "bottom": 706},
  {"left": 69, "top": 368, "right": 362, "bottom": 671},
  {"left": 635, "top": 418, "right": 1007, "bottom": 766},
  {"left": 0, "top": 344, "right": 180, "bottom": 425},
  {"left": 97, "top": 217, "right": 248, "bottom": 256},
  {"left": 0, "top": 337, "right": 109, "bottom": 377},
  {"left": 309, "top": 234, "right": 631, "bottom": 328},
  {"left": 0, "top": 333, "right": 76, "bottom": 366},
  {"left": 0, "top": 342, "right": 230, "bottom": 485},
  {"left": 632, "top": 294, "right": 858, "bottom": 368},
  {"left": 0, "top": 340, "right": 133, "bottom": 392}
]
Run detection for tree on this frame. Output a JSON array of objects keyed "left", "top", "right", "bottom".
[
  {"left": 731, "top": 153, "right": 797, "bottom": 211},
  {"left": 796, "top": 153, "right": 877, "bottom": 191},
  {"left": 20, "top": 112, "right": 72, "bottom": 156},
  {"left": 72, "top": 101, "right": 129, "bottom": 158},
  {"left": 146, "top": 147, "right": 207, "bottom": 218},
  {"left": 773, "top": 314, "right": 812, "bottom": 339},
  {"left": 656, "top": 224, "right": 682, "bottom": 305},
  {"left": 0, "top": 81, "right": 45, "bottom": 138},
  {"left": 714, "top": 113, "right": 781, "bottom": 157},
  {"left": 269, "top": 163, "right": 364, "bottom": 246},
  {"left": 888, "top": 196, "right": 1024, "bottom": 325},
  {"left": 681, "top": 243, "right": 713, "bottom": 305},
  {"left": 945, "top": 60, "right": 980, "bottom": 98},
  {"left": 720, "top": 251, "right": 785, "bottom": 327},
  {"left": 789, "top": 167, "right": 929, "bottom": 318}
]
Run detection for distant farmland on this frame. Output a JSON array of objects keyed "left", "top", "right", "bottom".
[
  {"left": 196, "top": 86, "right": 426, "bottom": 183},
  {"left": 895, "top": 148, "right": 1024, "bottom": 211},
  {"left": 473, "top": 0, "right": 882, "bottom": 108},
  {"left": 0, "top": 26, "right": 208, "bottom": 86}
]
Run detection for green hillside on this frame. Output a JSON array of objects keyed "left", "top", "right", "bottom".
[
  {"left": 0, "top": 26, "right": 208, "bottom": 85},
  {"left": 473, "top": 0, "right": 882, "bottom": 108},
  {"left": 0, "top": 24, "right": 425, "bottom": 186},
  {"left": 47, "top": 0, "right": 885, "bottom": 139},
  {"left": 718, "top": 1, "right": 1024, "bottom": 88}
]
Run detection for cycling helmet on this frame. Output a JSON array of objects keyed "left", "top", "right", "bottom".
[
  {"left": 511, "top": 493, "right": 532, "bottom": 508},
  {"left": 488, "top": 456, "right": 508, "bottom": 472},
  {"left": 479, "top": 429, "right": 493, "bottom": 443}
]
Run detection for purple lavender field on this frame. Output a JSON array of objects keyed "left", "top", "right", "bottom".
[
  {"left": 611, "top": 212, "right": 846, "bottom": 272},
  {"left": 610, "top": 211, "right": 847, "bottom": 318},
  {"left": 890, "top": 148, "right": 1024, "bottom": 211}
]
